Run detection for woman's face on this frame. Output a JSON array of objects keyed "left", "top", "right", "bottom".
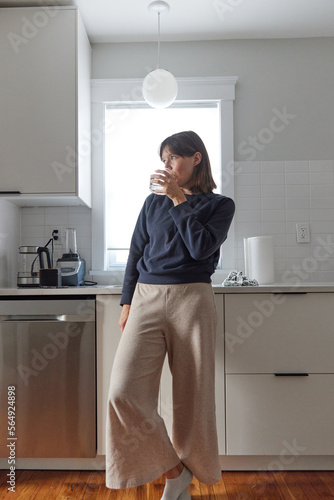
[{"left": 161, "top": 147, "right": 201, "bottom": 190}]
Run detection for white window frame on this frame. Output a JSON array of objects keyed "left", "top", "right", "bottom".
[{"left": 90, "top": 76, "right": 238, "bottom": 281}]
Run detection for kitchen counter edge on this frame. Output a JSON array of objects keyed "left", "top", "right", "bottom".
[{"left": 1, "top": 283, "right": 334, "bottom": 296}]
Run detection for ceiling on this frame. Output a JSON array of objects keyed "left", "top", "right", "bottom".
[{"left": 1, "top": 0, "right": 334, "bottom": 43}]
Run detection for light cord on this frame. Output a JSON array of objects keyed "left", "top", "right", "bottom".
[{"left": 157, "top": 11, "right": 160, "bottom": 69}]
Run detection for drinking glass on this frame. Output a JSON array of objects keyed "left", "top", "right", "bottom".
[{"left": 149, "top": 168, "right": 170, "bottom": 195}]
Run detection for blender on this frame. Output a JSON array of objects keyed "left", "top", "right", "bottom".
[{"left": 56, "top": 228, "right": 86, "bottom": 286}]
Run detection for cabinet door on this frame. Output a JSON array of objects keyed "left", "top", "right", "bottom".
[
  {"left": 226, "top": 374, "right": 334, "bottom": 455},
  {"left": 0, "top": 8, "right": 76, "bottom": 194},
  {"left": 225, "top": 293, "right": 334, "bottom": 374},
  {"left": 159, "top": 294, "right": 225, "bottom": 454},
  {"left": 96, "top": 295, "right": 121, "bottom": 455}
]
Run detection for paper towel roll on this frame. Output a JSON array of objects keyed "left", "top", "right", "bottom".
[{"left": 244, "top": 236, "right": 274, "bottom": 284}]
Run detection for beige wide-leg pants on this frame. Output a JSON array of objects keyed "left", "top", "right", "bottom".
[{"left": 105, "top": 282, "right": 221, "bottom": 489}]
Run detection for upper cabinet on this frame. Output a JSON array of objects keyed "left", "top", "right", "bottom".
[{"left": 0, "top": 7, "right": 91, "bottom": 206}]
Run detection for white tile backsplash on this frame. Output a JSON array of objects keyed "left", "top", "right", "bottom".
[
  {"left": 285, "top": 161, "right": 308, "bottom": 173},
  {"left": 18, "top": 159, "right": 334, "bottom": 285},
  {"left": 21, "top": 212, "right": 45, "bottom": 226},
  {"left": 235, "top": 161, "right": 260, "bottom": 173},
  {"left": 44, "top": 212, "right": 70, "bottom": 226},
  {"left": 236, "top": 173, "right": 260, "bottom": 186},
  {"left": 260, "top": 161, "right": 285, "bottom": 173},
  {"left": 234, "top": 159, "right": 334, "bottom": 283},
  {"left": 261, "top": 184, "right": 285, "bottom": 198},
  {"left": 285, "top": 197, "right": 310, "bottom": 210},
  {"left": 20, "top": 206, "right": 92, "bottom": 280},
  {"left": 236, "top": 197, "right": 261, "bottom": 210},
  {"left": 286, "top": 184, "right": 309, "bottom": 197},
  {"left": 310, "top": 172, "right": 334, "bottom": 184},
  {"left": 286, "top": 209, "right": 309, "bottom": 222},
  {"left": 262, "top": 210, "right": 285, "bottom": 222},
  {"left": 310, "top": 197, "right": 334, "bottom": 209},
  {"left": 285, "top": 172, "right": 309, "bottom": 185},
  {"left": 310, "top": 209, "right": 334, "bottom": 221},
  {"left": 236, "top": 184, "right": 261, "bottom": 198},
  {"left": 261, "top": 197, "right": 285, "bottom": 210},
  {"left": 309, "top": 160, "right": 334, "bottom": 172},
  {"left": 237, "top": 209, "right": 262, "bottom": 223},
  {"left": 261, "top": 173, "right": 285, "bottom": 185}
]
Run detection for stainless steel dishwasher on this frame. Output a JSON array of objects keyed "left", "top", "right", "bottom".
[{"left": 0, "top": 296, "right": 96, "bottom": 458}]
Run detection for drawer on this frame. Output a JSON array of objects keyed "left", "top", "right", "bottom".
[
  {"left": 226, "top": 374, "right": 334, "bottom": 455},
  {"left": 225, "top": 293, "right": 334, "bottom": 374}
]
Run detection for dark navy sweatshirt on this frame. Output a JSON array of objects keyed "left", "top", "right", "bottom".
[{"left": 121, "top": 192, "right": 235, "bottom": 305}]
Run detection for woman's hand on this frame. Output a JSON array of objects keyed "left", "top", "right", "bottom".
[
  {"left": 150, "top": 169, "right": 187, "bottom": 206},
  {"left": 118, "top": 304, "right": 131, "bottom": 333}
]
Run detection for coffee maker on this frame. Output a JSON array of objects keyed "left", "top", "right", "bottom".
[{"left": 56, "top": 228, "right": 86, "bottom": 286}]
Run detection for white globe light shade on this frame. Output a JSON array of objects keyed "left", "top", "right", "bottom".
[{"left": 142, "top": 68, "right": 178, "bottom": 109}]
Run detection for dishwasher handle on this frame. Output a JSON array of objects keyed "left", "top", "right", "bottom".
[{"left": 0, "top": 314, "right": 95, "bottom": 323}]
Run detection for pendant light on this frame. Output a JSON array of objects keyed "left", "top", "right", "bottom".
[{"left": 142, "top": 1, "right": 178, "bottom": 109}]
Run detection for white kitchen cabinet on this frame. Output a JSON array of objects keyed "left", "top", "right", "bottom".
[
  {"left": 159, "top": 293, "right": 225, "bottom": 454},
  {"left": 96, "top": 295, "right": 121, "bottom": 455},
  {"left": 226, "top": 374, "right": 334, "bottom": 455},
  {"left": 225, "top": 292, "right": 334, "bottom": 456},
  {"left": 0, "top": 7, "right": 91, "bottom": 206}
]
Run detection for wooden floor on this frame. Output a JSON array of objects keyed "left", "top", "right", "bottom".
[{"left": 1, "top": 470, "right": 334, "bottom": 499}]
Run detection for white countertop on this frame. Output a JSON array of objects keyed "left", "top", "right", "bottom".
[
  {"left": 213, "top": 283, "right": 334, "bottom": 293},
  {"left": 0, "top": 285, "right": 123, "bottom": 296},
  {"left": 1, "top": 283, "right": 334, "bottom": 296}
]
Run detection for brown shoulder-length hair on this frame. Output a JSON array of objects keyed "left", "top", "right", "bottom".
[{"left": 159, "top": 131, "right": 217, "bottom": 193}]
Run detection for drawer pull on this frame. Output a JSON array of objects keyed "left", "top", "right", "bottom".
[
  {"left": 274, "top": 372, "right": 309, "bottom": 376},
  {"left": 0, "top": 191, "right": 21, "bottom": 194}
]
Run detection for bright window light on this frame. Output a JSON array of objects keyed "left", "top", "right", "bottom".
[{"left": 104, "top": 103, "right": 221, "bottom": 268}]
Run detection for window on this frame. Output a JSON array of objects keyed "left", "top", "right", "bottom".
[
  {"left": 91, "top": 77, "right": 237, "bottom": 277},
  {"left": 104, "top": 103, "right": 221, "bottom": 268}
]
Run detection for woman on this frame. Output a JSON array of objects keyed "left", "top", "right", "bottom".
[{"left": 106, "top": 131, "right": 235, "bottom": 499}]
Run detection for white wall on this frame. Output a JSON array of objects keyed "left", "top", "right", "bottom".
[
  {"left": 0, "top": 199, "right": 20, "bottom": 287},
  {"left": 92, "top": 38, "right": 334, "bottom": 161}
]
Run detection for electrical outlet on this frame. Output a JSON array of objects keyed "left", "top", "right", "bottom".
[
  {"left": 52, "top": 226, "right": 63, "bottom": 246},
  {"left": 296, "top": 223, "right": 310, "bottom": 243}
]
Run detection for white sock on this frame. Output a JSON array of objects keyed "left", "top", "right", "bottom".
[
  {"left": 161, "top": 466, "right": 193, "bottom": 500},
  {"left": 177, "top": 490, "right": 191, "bottom": 500}
]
